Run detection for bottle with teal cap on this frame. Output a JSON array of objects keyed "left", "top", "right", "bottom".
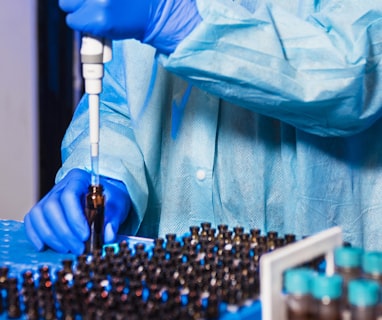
[
  {"left": 284, "top": 267, "right": 315, "bottom": 320},
  {"left": 334, "top": 246, "right": 363, "bottom": 310},
  {"left": 311, "top": 273, "right": 343, "bottom": 320},
  {"left": 362, "top": 251, "right": 382, "bottom": 317},
  {"left": 348, "top": 279, "right": 379, "bottom": 320}
]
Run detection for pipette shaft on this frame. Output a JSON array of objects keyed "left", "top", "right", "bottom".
[
  {"left": 89, "top": 94, "right": 100, "bottom": 185},
  {"left": 80, "top": 35, "right": 112, "bottom": 185}
]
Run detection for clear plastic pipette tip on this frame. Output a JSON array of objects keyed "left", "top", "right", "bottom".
[
  {"left": 91, "top": 153, "right": 100, "bottom": 186},
  {"left": 89, "top": 93, "right": 100, "bottom": 186}
]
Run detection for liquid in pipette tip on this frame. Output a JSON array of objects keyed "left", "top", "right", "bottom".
[{"left": 91, "top": 154, "right": 100, "bottom": 186}]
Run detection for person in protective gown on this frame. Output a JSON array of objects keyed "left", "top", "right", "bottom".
[{"left": 24, "top": 0, "right": 382, "bottom": 254}]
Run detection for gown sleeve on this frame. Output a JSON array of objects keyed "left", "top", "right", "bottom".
[{"left": 160, "top": 0, "right": 382, "bottom": 136}]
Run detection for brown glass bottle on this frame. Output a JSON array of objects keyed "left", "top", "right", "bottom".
[
  {"left": 311, "top": 274, "right": 343, "bottom": 320},
  {"left": 333, "top": 246, "right": 363, "bottom": 311},
  {"left": 284, "top": 268, "right": 315, "bottom": 320},
  {"left": 348, "top": 279, "right": 379, "bottom": 320},
  {"left": 85, "top": 184, "right": 105, "bottom": 253},
  {"left": 362, "top": 251, "right": 382, "bottom": 318}
]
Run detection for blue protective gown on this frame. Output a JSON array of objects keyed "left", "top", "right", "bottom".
[{"left": 56, "top": 0, "right": 382, "bottom": 250}]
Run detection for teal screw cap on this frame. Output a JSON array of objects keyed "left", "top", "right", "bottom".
[
  {"left": 284, "top": 268, "right": 315, "bottom": 295},
  {"left": 334, "top": 246, "right": 363, "bottom": 268},
  {"left": 311, "top": 274, "right": 343, "bottom": 299},
  {"left": 348, "top": 279, "right": 379, "bottom": 307},
  {"left": 362, "top": 251, "right": 382, "bottom": 275}
]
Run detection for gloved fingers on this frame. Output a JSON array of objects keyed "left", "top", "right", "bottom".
[
  {"left": 24, "top": 168, "right": 91, "bottom": 254},
  {"left": 43, "top": 196, "right": 86, "bottom": 255},
  {"left": 103, "top": 182, "right": 131, "bottom": 224},
  {"left": 58, "top": 0, "right": 85, "bottom": 13},
  {"left": 43, "top": 168, "right": 90, "bottom": 243},
  {"left": 103, "top": 195, "right": 126, "bottom": 243},
  {"left": 104, "top": 198, "right": 130, "bottom": 226},
  {"left": 65, "top": 1, "right": 107, "bottom": 36},
  {"left": 26, "top": 203, "right": 72, "bottom": 254},
  {"left": 102, "top": 177, "right": 131, "bottom": 243},
  {"left": 104, "top": 222, "right": 117, "bottom": 243},
  {"left": 24, "top": 214, "right": 45, "bottom": 251},
  {"left": 60, "top": 175, "right": 91, "bottom": 242}
]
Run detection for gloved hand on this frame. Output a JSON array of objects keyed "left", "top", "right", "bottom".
[
  {"left": 58, "top": 0, "right": 202, "bottom": 54},
  {"left": 24, "top": 168, "right": 131, "bottom": 255}
]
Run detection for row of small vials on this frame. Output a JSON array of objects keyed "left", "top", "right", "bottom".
[{"left": 284, "top": 245, "right": 382, "bottom": 320}]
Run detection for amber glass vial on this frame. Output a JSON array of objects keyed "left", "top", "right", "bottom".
[
  {"left": 284, "top": 268, "right": 316, "bottom": 320},
  {"left": 85, "top": 184, "right": 105, "bottom": 253}
]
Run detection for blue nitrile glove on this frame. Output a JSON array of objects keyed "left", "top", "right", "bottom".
[
  {"left": 24, "top": 168, "right": 131, "bottom": 255},
  {"left": 58, "top": 0, "right": 202, "bottom": 54}
]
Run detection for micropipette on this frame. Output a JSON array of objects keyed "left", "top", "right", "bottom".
[{"left": 80, "top": 35, "right": 112, "bottom": 185}]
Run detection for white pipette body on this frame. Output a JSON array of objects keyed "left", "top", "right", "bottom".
[{"left": 80, "top": 36, "right": 112, "bottom": 185}]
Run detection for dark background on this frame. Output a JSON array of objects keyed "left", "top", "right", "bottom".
[{"left": 38, "top": 1, "right": 79, "bottom": 198}]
